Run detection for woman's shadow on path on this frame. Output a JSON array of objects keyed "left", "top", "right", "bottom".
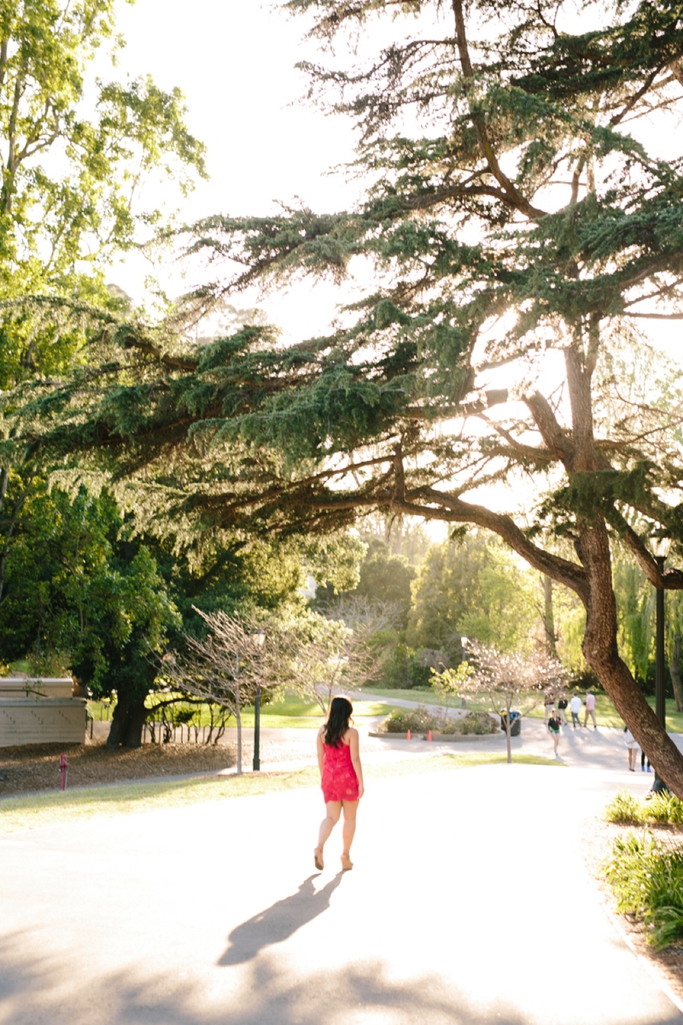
[{"left": 218, "top": 873, "right": 344, "bottom": 966}]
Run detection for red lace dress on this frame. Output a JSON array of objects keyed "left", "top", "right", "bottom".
[{"left": 321, "top": 738, "right": 360, "bottom": 803}]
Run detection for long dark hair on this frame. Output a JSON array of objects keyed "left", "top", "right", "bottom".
[{"left": 324, "top": 696, "right": 353, "bottom": 748}]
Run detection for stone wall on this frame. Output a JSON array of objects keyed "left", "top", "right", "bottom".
[{"left": 0, "top": 678, "right": 86, "bottom": 747}]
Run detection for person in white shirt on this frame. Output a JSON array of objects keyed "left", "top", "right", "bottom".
[
  {"left": 623, "top": 726, "right": 639, "bottom": 771},
  {"left": 569, "top": 693, "right": 583, "bottom": 728}
]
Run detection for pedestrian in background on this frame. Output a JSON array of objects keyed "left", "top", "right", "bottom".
[
  {"left": 570, "top": 692, "right": 583, "bottom": 728},
  {"left": 557, "top": 694, "right": 568, "bottom": 725},
  {"left": 623, "top": 726, "right": 639, "bottom": 772},
  {"left": 543, "top": 687, "right": 555, "bottom": 724},
  {"left": 584, "top": 690, "right": 597, "bottom": 729},
  {"left": 548, "top": 711, "right": 562, "bottom": 760},
  {"left": 641, "top": 749, "right": 652, "bottom": 773}
]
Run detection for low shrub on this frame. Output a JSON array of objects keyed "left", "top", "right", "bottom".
[
  {"left": 604, "top": 831, "right": 683, "bottom": 949},
  {"left": 605, "top": 790, "right": 683, "bottom": 826},
  {"left": 380, "top": 705, "right": 435, "bottom": 733},
  {"left": 647, "top": 792, "right": 683, "bottom": 825},
  {"left": 379, "top": 707, "right": 497, "bottom": 735},
  {"left": 458, "top": 711, "right": 497, "bottom": 735},
  {"left": 604, "top": 792, "right": 646, "bottom": 825}
]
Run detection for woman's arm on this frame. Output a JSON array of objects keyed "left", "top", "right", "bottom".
[
  {"left": 317, "top": 728, "right": 325, "bottom": 779},
  {"left": 349, "top": 727, "right": 365, "bottom": 799}
]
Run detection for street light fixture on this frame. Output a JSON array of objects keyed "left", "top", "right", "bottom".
[
  {"left": 252, "top": 627, "right": 266, "bottom": 772},
  {"left": 651, "top": 531, "right": 671, "bottom": 731}
]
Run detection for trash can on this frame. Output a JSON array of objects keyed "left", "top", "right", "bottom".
[{"left": 500, "top": 709, "right": 521, "bottom": 736}]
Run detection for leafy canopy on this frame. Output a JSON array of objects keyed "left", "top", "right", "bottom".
[
  {"left": 0, "top": 0, "right": 206, "bottom": 388},
  {"left": 11, "top": 0, "right": 683, "bottom": 783}
]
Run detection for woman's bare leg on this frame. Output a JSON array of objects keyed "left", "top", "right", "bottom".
[
  {"left": 317, "top": 801, "right": 341, "bottom": 852},
  {"left": 341, "top": 800, "right": 359, "bottom": 859}
]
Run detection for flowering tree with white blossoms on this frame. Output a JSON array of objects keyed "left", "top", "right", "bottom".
[{"left": 433, "top": 642, "right": 570, "bottom": 763}]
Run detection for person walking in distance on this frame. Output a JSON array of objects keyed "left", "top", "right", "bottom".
[
  {"left": 570, "top": 692, "right": 583, "bottom": 728},
  {"left": 314, "top": 696, "right": 365, "bottom": 872},
  {"left": 557, "top": 693, "right": 568, "bottom": 726},
  {"left": 624, "top": 726, "right": 639, "bottom": 772},
  {"left": 584, "top": 690, "right": 597, "bottom": 729},
  {"left": 543, "top": 687, "right": 555, "bottom": 724},
  {"left": 547, "top": 711, "right": 562, "bottom": 760}
]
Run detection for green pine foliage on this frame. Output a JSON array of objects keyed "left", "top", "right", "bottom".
[{"left": 7, "top": 0, "right": 683, "bottom": 778}]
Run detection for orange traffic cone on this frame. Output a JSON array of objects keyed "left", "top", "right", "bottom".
[
  {"left": 406, "top": 729, "right": 412, "bottom": 741},
  {"left": 427, "top": 730, "right": 433, "bottom": 742}
]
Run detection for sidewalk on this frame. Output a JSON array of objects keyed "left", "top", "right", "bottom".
[{"left": 0, "top": 761, "right": 681, "bottom": 1024}]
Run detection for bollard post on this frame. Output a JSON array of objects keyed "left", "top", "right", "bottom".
[
  {"left": 427, "top": 730, "right": 433, "bottom": 742},
  {"left": 59, "top": 752, "right": 69, "bottom": 791},
  {"left": 406, "top": 729, "right": 412, "bottom": 741}
]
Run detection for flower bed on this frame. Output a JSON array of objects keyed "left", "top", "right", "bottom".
[{"left": 375, "top": 705, "right": 498, "bottom": 736}]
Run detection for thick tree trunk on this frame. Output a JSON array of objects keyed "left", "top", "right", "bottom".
[
  {"left": 580, "top": 519, "right": 683, "bottom": 795},
  {"left": 671, "top": 635, "right": 683, "bottom": 714},
  {"left": 107, "top": 695, "right": 148, "bottom": 749}
]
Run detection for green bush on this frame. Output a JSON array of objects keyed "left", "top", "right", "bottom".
[
  {"left": 379, "top": 706, "right": 497, "bottom": 735},
  {"left": 379, "top": 705, "right": 435, "bottom": 733},
  {"left": 648, "top": 792, "right": 683, "bottom": 825},
  {"left": 605, "top": 831, "right": 683, "bottom": 949},
  {"left": 458, "top": 712, "right": 497, "bottom": 735},
  {"left": 604, "top": 792, "right": 646, "bottom": 825},
  {"left": 605, "top": 790, "right": 683, "bottom": 826}
]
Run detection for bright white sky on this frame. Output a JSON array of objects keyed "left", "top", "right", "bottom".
[
  {"left": 101, "top": 0, "right": 681, "bottom": 538},
  {"left": 107, "top": 0, "right": 360, "bottom": 337},
  {"left": 106, "top": 0, "right": 682, "bottom": 359},
  {"left": 114, "top": 0, "right": 355, "bottom": 217}
]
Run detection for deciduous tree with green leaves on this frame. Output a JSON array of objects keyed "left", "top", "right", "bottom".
[
  {"left": 0, "top": 0, "right": 205, "bottom": 606},
  {"left": 0, "top": 484, "right": 181, "bottom": 746},
  {"left": 13, "top": 0, "right": 683, "bottom": 791}
]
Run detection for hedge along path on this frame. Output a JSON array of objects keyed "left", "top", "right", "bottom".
[{"left": 0, "top": 753, "right": 561, "bottom": 835}]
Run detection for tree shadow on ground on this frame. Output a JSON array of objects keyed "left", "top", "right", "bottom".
[
  {"left": 218, "top": 872, "right": 343, "bottom": 965},
  {"left": 0, "top": 932, "right": 612, "bottom": 1025}
]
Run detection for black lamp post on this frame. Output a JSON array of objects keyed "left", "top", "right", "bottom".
[{"left": 252, "top": 627, "right": 266, "bottom": 772}]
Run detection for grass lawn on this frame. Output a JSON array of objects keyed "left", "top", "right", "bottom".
[
  {"left": 89, "top": 693, "right": 397, "bottom": 730},
  {"left": 0, "top": 752, "right": 562, "bottom": 835},
  {"left": 359, "top": 687, "right": 463, "bottom": 708},
  {"left": 362, "top": 688, "right": 683, "bottom": 733}
]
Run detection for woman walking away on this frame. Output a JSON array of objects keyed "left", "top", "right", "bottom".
[{"left": 314, "top": 697, "right": 364, "bottom": 872}]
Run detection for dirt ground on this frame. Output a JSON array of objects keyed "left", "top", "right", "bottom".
[
  {"left": 0, "top": 739, "right": 235, "bottom": 796},
  {"left": 581, "top": 816, "right": 683, "bottom": 1007}
]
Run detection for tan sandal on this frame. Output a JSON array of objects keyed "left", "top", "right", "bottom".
[
  {"left": 314, "top": 847, "right": 324, "bottom": 871},
  {"left": 341, "top": 854, "right": 354, "bottom": 871}
]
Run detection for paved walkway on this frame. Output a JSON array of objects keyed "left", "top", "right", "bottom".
[
  {"left": 201, "top": 709, "right": 683, "bottom": 777},
  {"left": 0, "top": 754, "right": 681, "bottom": 1024},
  {"left": 92, "top": 691, "right": 683, "bottom": 776}
]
